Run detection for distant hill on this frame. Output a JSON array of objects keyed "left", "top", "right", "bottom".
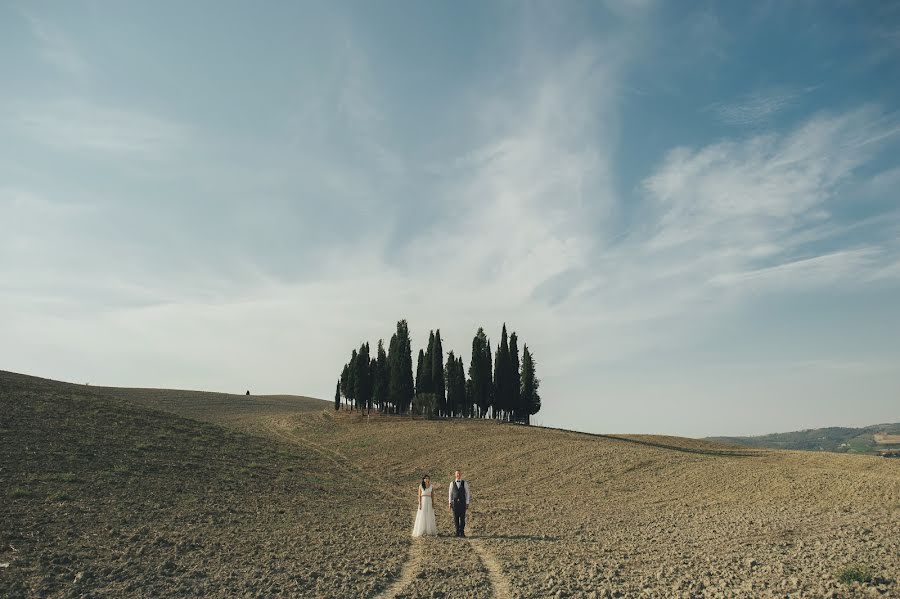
[{"left": 707, "top": 423, "right": 900, "bottom": 455}]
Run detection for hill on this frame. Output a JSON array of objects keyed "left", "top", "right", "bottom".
[
  {"left": 0, "top": 371, "right": 405, "bottom": 598},
  {"left": 708, "top": 423, "right": 900, "bottom": 455},
  {"left": 3, "top": 370, "right": 899, "bottom": 598}
]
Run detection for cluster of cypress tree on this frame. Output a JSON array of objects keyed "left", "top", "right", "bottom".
[
  {"left": 335, "top": 321, "right": 540, "bottom": 423},
  {"left": 338, "top": 320, "right": 414, "bottom": 414}
]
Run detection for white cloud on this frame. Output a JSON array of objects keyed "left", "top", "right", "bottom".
[
  {"left": 710, "top": 248, "right": 881, "bottom": 288},
  {"left": 23, "top": 11, "right": 91, "bottom": 78},
  {"left": 14, "top": 99, "right": 187, "bottom": 158},
  {"left": 2, "top": 4, "right": 899, "bottom": 437},
  {"left": 707, "top": 88, "right": 806, "bottom": 126}
]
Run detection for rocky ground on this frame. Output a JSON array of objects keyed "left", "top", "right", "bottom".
[{"left": 3, "top": 370, "right": 898, "bottom": 598}]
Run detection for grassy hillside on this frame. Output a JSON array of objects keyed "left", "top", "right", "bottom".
[
  {"left": 0, "top": 371, "right": 408, "bottom": 598},
  {"left": 708, "top": 423, "right": 900, "bottom": 455},
  {"left": 3, "top": 370, "right": 899, "bottom": 598}
]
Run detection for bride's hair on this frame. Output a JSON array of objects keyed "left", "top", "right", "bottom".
[{"left": 421, "top": 474, "right": 429, "bottom": 490}]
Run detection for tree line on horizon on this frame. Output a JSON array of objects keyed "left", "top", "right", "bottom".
[{"left": 334, "top": 320, "right": 541, "bottom": 423}]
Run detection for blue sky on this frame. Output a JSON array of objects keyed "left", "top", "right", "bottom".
[{"left": 2, "top": 1, "right": 899, "bottom": 436}]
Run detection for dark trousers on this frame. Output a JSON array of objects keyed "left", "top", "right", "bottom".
[{"left": 453, "top": 503, "right": 467, "bottom": 536}]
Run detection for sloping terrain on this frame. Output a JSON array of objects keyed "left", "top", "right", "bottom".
[
  {"left": 3, "top": 370, "right": 899, "bottom": 598},
  {"left": 0, "top": 371, "right": 408, "bottom": 598},
  {"left": 709, "top": 423, "right": 900, "bottom": 455},
  {"left": 263, "top": 411, "right": 900, "bottom": 598}
]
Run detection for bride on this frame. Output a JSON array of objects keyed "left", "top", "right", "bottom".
[{"left": 412, "top": 474, "right": 438, "bottom": 537}]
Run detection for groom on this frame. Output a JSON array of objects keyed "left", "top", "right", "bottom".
[{"left": 448, "top": 469, "right": 470, "bottom": 537}]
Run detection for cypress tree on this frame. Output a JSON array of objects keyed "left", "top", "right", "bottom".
[
  {"left": 468, "top": 330, "right": 481, "bottom": 417},
  {"left": 348, "top": 348, "right": 358, "bottom": 411},
  {"left": 340, "top": 363, "right": 350, "bottom": 409},
  {"left": 334, "top": 379, "right": 341, "bottom": 411},
  {"left": 374, "top": 339, "right": 389, "bottom": 412},
  {"left": 469, "top": 327, "right": 493, "bottom": 418},
  {"left": 432, "top": 329, "right": 445, "bottom": 416},
  {"left": 445, "top": 350, "right": 457, "bottom": 417},
  {"left": 521, "top": 344, "right": 541, "bottom": 424},
  {"left": 415, "top": 349, "right": 425, "bottom": 395},
  {"left": 454, "top": 355, "right": 467, "bottom": 418},
  {"left": 485, "top": 340, "right": 493, "bottom": 418},
  {"left": 369, "top": 353, "right": 377, "bottom": 413},
  {"left": 457, "top": 357, "right": 467, "bottom": 417},
  {"left": 388, "top": 333, "right": 398, "bottom": 413},
  {"left": 494, "top": 324, "right": 510, "bottom": 420},
  {"left": 402, "top": 322, "right": 414, "bottom": 413},
  {"left": 422, "top": 330, "right": 435, "bottom": 395},
  {"left": 509, "top": 331, "right": 521, "bottom": 421},
  {"left": 388, "top": 320, "right": 414, "bottom": 414},
  {"left": 356, "top": 342, "right": 372, "bottom": 413}
]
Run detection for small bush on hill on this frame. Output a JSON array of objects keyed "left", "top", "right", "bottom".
[{"left": 836, "top": 564, "right": 872, "bottom": 585}]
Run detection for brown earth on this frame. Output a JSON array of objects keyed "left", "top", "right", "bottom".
[
  {"left": 0, "top": 372, "right": 409, "bottom": 598},
  {"left": 874, "top": 434, "right": 900, "bottom": 445},
  {"left": 3, "top": 370, "right": 899, "bottom": 598}
]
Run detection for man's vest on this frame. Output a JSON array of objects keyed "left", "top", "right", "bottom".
[{"left": 451, "top": 480, "right": 467, "bottom": 506}]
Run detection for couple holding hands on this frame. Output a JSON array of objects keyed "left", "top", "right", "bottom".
[{"left": 412, "top": 469, "right": 471, "bottom": 538}]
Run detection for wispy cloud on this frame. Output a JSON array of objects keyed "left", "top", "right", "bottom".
[
  {"left": 645, "top": 107, "right": 896, "bottom": 232},
  {"left": 2, "top": 2, "right": 898, "bottom": 437},
  {"left": 710, "top": 247, "right": 881, "bottom": 288},
  {"left": 22, "top": 11, "right": 91, "bottom": 78},
  {"left": 14, "top": 99, "right": 187, "bottom": 158},
  {"left": 629, "top": 107, "right": 900, "bottom": 296},
  {"left": 707, "top": 87, "right": 810, "bottom": 126}
]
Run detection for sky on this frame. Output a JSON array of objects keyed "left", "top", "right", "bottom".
[{"left": 1, "top": 1, "right": 899, "bottom": 437}]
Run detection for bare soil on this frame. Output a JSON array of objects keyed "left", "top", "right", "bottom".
[
  {"left": 0, "top": 372, "right": 409, "bottom": 598},
  {"left": 261, "top": 411, "right": 900, "bottom": 598},
  {"left": 3, "top": 371, "right": 899, "bottom": 598}
]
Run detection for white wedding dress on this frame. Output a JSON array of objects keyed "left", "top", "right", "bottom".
[{"left": 412, "top": 485, "right": 437, "bottom": 537}]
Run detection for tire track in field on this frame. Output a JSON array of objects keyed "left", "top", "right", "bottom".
[
  {"left": 264, "top": 413, "right": 512, "bottom": 599},
  {"left": 264, "top": 415, "right": 405, "bottom": 501},
  {"left": 372, "top": 539, "right": 425, "bottom": 599},
  {"left": 263, "top": 415, "right": 429, "bottom": 598},
  {"left": 469, "top": 538, "right": 513, "bottom": 599}
]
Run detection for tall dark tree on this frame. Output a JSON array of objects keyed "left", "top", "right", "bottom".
[
  {"left": 449, "top": 354, "right": 467, "bottom": 418},
  {"left": 415, "top": 349, "right": 426, "bottom": 395},
  {"left": 494, "top": 324, "right": 510, "bottom": 420},
  {"left": 458, "top": 356, "right": 468, "bottom": 417},
  {"left": 509, "top": 331, "right": 522, "bottom": 421},
  {"left": 340, "top": 363, "right": 350, "bottom": 409},
  {"left": 520, "top": 344, "right": 541, "bottom": 424},
  {"left": 432, "top": 329, "right": 445, "bottom": 416},
  {"left": 388, "top": 333, "right": 398, "bottom": 413},
  {"left": 373, "top": 339, "right": 389, "bottom": 412},
  {"left": 421, "top": 330, "right": 435, "bottom": 396},
  {"left": 388, "top": 320, "right": 414, "bottom": 413},
  {"left": 339, "top": 321, "right": 532, "bottom": 421},
  {"left": 469, "top": 327, "right": 493, "bottom": 418},
  {"left": 445, "top": 350, "right": 457, "bottom": 417},
  {"left": 348, "top": 348, "right": 358, "bottom": 411},
  {"left": 356, "top": 342, "right": 372, "bottom": 413}
]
